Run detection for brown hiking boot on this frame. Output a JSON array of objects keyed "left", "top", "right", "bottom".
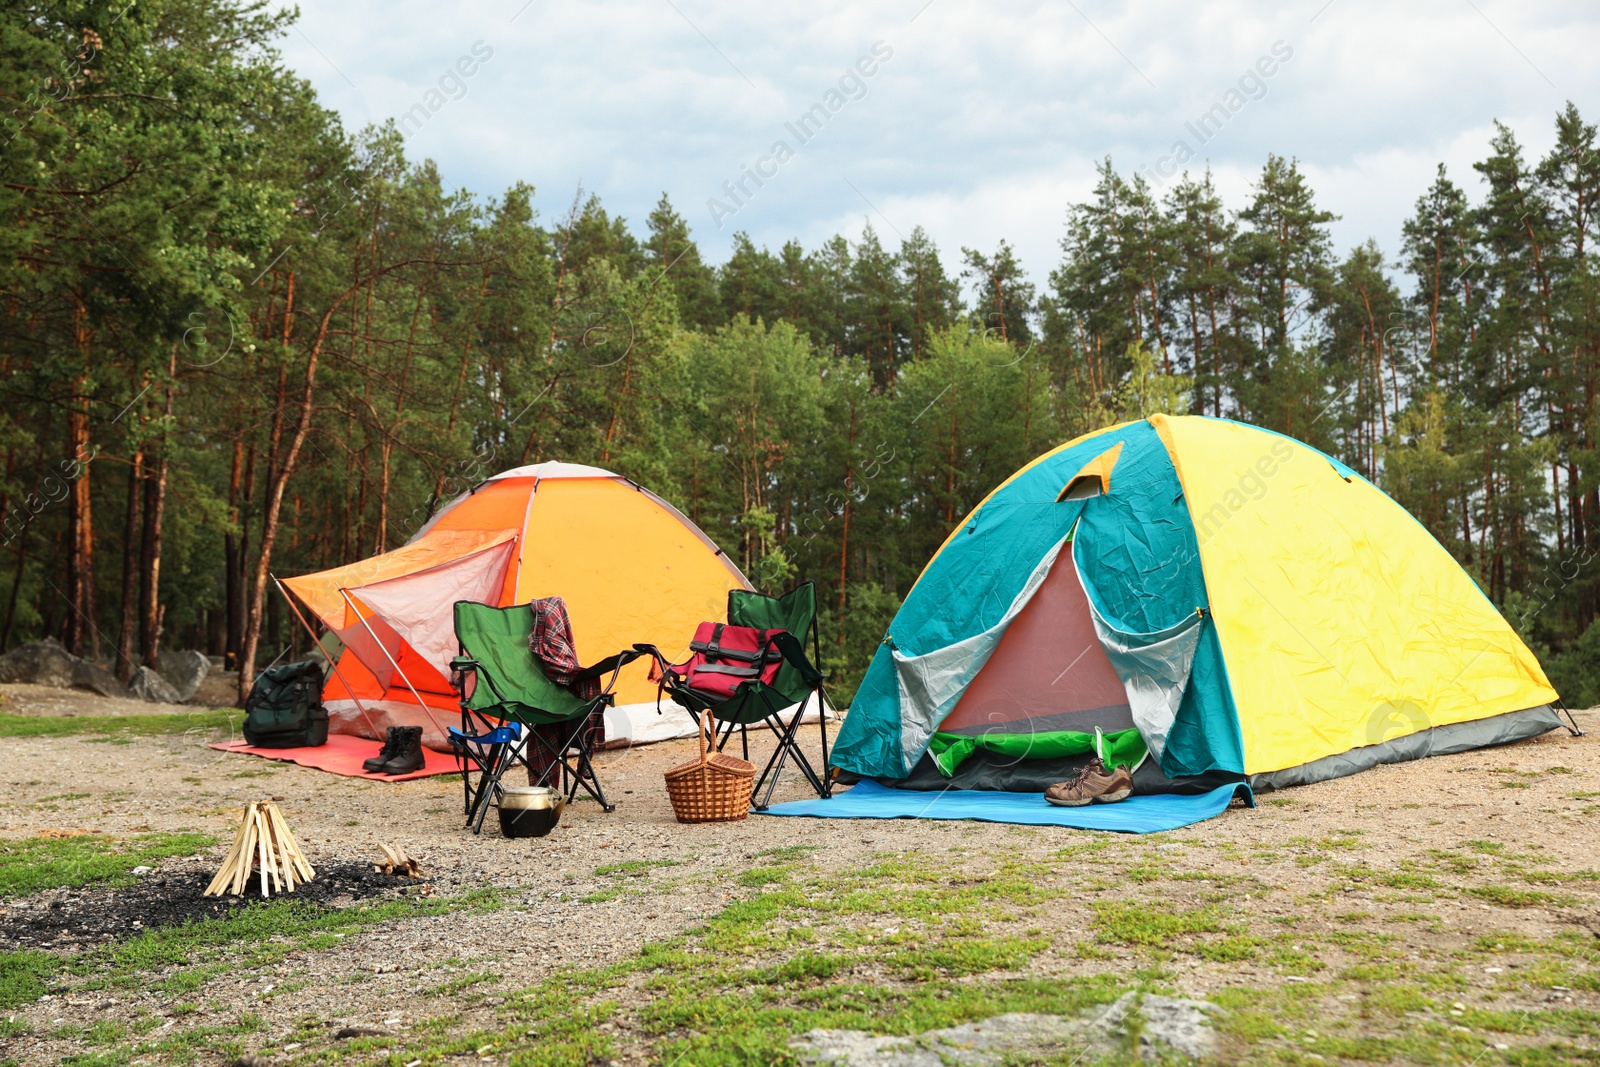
[{"left": 1044, "top": 757, "right": 1134, "bottom": 806}]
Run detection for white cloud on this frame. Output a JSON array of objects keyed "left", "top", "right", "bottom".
[{"left": 275, "top": 0, "right": 1600, "bottom": 298}]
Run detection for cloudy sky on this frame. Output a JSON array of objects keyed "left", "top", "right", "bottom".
[{"left": 277, "top": 0, "right": 1597, "bottom": 295}]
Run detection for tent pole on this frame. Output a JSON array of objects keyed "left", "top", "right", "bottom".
[
  {"left": 337, "top": 588, "right": 450, "bottom": 740},
  {"left": 274, "top": 576, "right": 384, "bottom": 741},
  {"left": 1556, "top": 699, "right": 1585, "bottom": 737}
]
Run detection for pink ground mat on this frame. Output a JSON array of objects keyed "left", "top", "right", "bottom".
[{"left": 208, "top": 733, "right": 458, "bottom": 781}]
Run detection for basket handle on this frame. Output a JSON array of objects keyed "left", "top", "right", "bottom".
[{"left": 697, "top": 709, "right": 712, "bottom": 766}]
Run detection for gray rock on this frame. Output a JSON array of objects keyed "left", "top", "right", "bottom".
[
  {"left": 156, "top": 649, "right": 211, "bottom": 701},
  {"left": 71, "top": 658, "right": 124, "bottom": 698},
  {"left": 792, "top": 1014, "right": 1082, "bottom": 1066},
  {"left": 191, "top": 668, "right": 242, "bottom": 708},
  {"left": 128, "top": 665, "right": 183, "bottom": 704},
  {"left": 790, "top": 994, "right": 1222, "bottom": 1066},
  {"left": 0, "top": 638, "right": 79, "bottom": 687},
  {"left": 1093, "top": 992, "right": 1221, "bottom": 1061}
]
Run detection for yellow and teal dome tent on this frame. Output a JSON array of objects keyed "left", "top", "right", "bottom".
[{"left": 832, "top": 415, "right": 1565, "bottom": 791}]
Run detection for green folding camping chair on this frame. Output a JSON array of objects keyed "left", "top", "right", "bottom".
[
  {"left": 642, "top": 581, "right": 832, "bottom": 810},
  {"left": 448, "top": 600, "right": 642, "bottom": 834}
]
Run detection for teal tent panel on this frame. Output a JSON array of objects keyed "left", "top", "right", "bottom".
[
  {"left": 834, "top": 419, "right": 1247, "bottom": 781},
  {"left": 1169, "top": 624, "right": 1245, "bottom": 776},
  {"left": 833, "top": 422, "right": 1153, "bottom": 778},
  {"left": 836, "top": 642, "right": 908, "bottom": 776},
  {"left": 1070, "top": 429, "right": 1245, "bottom": 777}
]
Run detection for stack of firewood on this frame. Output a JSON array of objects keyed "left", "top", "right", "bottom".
[
  {"left": 374, "top": 842, "right": 423, "bottom": 878},
  {"left": 204, "top": 801, "right": 316, "bottom": 898}
]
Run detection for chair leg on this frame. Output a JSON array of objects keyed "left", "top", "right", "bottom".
[
  {"left": 818, "top": 688, "right": 832, "bottom": 798},
  {"left": 456, "top": 740, "right": 492, "bottom": 830},
  {"left": 752, "top": 693, "right": 827, "bottom": 809},
  {"left": 549, "top": 713, "right": 615, "bottom": 813},
  {"left": 714, "top": 716, "right": 737, "bottom": 753},
  {"left": 568, "top": 741, "right": 614, "bottom": 812},
  {"left": 453, "top": 744, "right": 472, "bottom": 817},
  {"left": 468, "top": 741, "right": 510, "bottom": 835},
  {"left": 750, "top": 696, "right": 797, "bottom": 808}
]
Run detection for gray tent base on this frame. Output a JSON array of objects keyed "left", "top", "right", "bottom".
[
  {"left": 852, "top": 705, "right": 1569, "bottom": 796},
  {"left": 1247, "top": 705, "right": 1567, "bottom": 793}
]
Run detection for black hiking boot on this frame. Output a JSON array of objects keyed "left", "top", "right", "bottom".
[
  {"left": 363, "top": 727, "right": 404, "bottom": 773},
  {"left": 378, "top": 726, "right": 425, "bottom": 775}
]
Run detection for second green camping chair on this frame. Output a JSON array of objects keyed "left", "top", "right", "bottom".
[{"left": 645, "top": 581, "right": 832, "bottom": 810}]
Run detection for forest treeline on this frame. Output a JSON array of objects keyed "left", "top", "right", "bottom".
[{"left": 6, "top": 2, "right": 1600, "bottom": 705}]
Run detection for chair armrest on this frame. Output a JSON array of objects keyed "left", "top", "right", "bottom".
[
  {"left": 449, "top": 656, "right": 481, "bottom": 700},
  {"left": 629, "top": 643, "right": 688, "bottom": 682},
  {"left": 573, "top": 646, "right": 649, "bottom": 699},
  {"left": 629, "top": 643, "right": 668, "bottom": 668},
  {"left": 771, "top": 631, "right": 826, "bottom": 687},
  {"left": 572, "top": 647, "right": 643, "bottom": 682}
]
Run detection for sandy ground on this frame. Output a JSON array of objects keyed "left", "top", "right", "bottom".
[{"left": 1, "top": 682, "right": 1598, "bottom": 1064}]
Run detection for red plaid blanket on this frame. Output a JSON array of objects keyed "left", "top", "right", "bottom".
[
  {"left": 528, "top": 596, "right": 599, "bottom": 700},
  {"left": 526, "top": 595, "right": 603, "bottom": 786}
]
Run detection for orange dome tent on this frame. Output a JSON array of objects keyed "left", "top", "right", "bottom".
[{"left": 279, "top": 462, "right": 751, "bottom": 750}]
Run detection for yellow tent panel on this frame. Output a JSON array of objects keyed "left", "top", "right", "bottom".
[{"left": 1152, "top": 414, "right": 1556, "bottom": 775}]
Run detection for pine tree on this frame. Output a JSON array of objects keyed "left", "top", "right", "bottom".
[
  {"left": 961, "top": 241, "right": 1035, "bottom": 346},
  {"left": 845, "top": 222, "right": 910, "bottom": 388},
  {"left": 1165, "top": 171, "right": 1241, "bottom": 415},
  {"left": 1232, "top": 155, "right": 1338, "bottom": 427},
  {"left": 645, "top": 194, "right": 720, "bottom": 330},
  {"left": 897, "top": 226, "right": 963, "bottom": 363}
]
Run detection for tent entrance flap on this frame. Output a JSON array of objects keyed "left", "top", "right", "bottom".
[
  {"left": 940, "top": 539, "right": 1134, "bottom": 738},
  {"left": 348, "top": 538, "right": 517, "bottom": 678},
  {"left": 1073, "top": 536, "right": 1201, "bottom": 765},
  {"left": 891, "top": 534, "right": 1072, "bottom": 774}
]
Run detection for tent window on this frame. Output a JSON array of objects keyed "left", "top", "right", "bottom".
[
  {"left": 1057, "top": 442, "right": 1124, "bottom": 503},
  {"left": 1062, "top": 476, "right": 1100, "bottom": 502},
  {"left": 1060, "top": 474, "right": 1105, "bottom": 500}
]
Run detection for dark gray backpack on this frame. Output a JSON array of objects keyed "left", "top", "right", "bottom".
[{"left": 242, "top": 660, "right": 329, "bottom": 748}]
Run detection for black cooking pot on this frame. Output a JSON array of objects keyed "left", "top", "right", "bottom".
[{"left": 496, "top": 785, "right": 562, "bottom": 838}]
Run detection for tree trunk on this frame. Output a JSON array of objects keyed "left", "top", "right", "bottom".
[
  {"left": 116, "top": 449, "right": 143, "bottom": 681},
  {"left": 65, "top": 378, "right": 96, "bottom": 658},
  {"left": 238, "top": 258, "right": 429, "bottom": 701},
  {"left": 1, "top": 506, "right": 30, "bottom": 652},
  {"left": 224, "top": 437, "right": 243, "bottom": 669},
  {"left": 139, "top": 348, "right": 179, "bottom": 667},
  {"left": 139, "top": 443, "right": 169, "bottom": 668}
]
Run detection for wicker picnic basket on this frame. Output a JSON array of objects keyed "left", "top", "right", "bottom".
[{"left": 664, "top": 711, "right": 755, "bottom": 823}]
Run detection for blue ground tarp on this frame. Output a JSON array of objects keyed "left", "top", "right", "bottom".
[{"left": 758, "top": 779, "right": 1253, "bottom": 834}]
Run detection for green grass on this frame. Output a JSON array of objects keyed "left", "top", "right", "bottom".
[
  {"left": 14, "top": 811, "right": 1600, "bottom": 1066},
  {"left": 1090, "top": 900, "right": 1238, "bottom": 949},
  {"left": 593, "top": 859, "right": 680, "bottom": 877},
  {"left": 0, "top": 830, "right": 215, "bottom": 898},
  {"left": 737, "top": 866, "right": 789, "bottom": 887},
  {"left": 0, "top": 950, "right": 59, "bottom": 1012},
  {"left": 1467, "top": 885, "right": 1571, "bottom": 909},
  {"left": 0, "top": 709, "right": 239, "bottom": 739}
]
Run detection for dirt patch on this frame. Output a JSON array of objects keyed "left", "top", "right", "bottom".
[{"left": 1, "top": 861, "right": 426, "bottom": 952}]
